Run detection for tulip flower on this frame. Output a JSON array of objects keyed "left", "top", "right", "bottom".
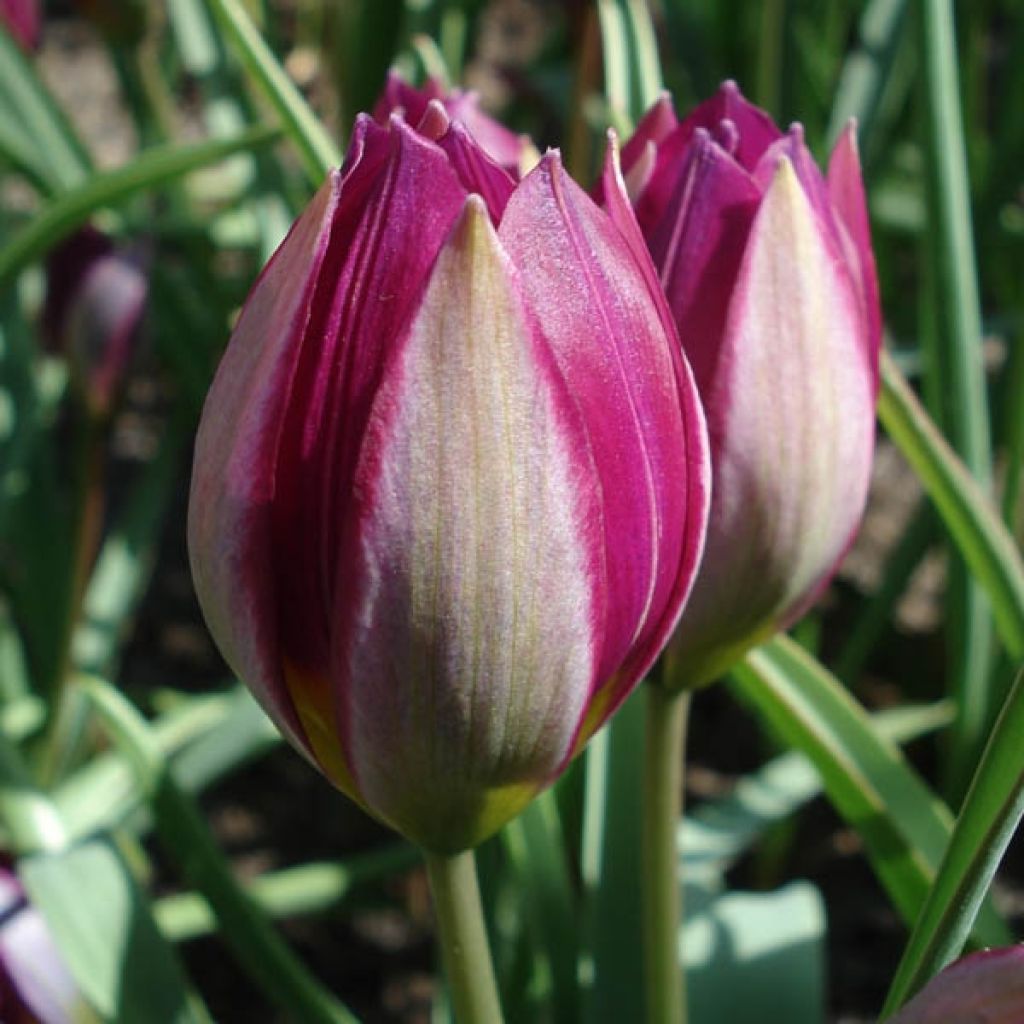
[
  {"left": 889, "top": 946, "right": 1024, "bottom": 1023},
  {"left": 188, "top": 103, "right": 710, "bottom": 853},
  {"left": 0, "top": 0, "right": 39, "bottom": 50},
  {"left": 0, "top": 869, "right": 94, "bottom": 1024},
  {"left": 619, "top": 82, "right": 880, "bottom": 688},
  {"left": 43, "top": 226, "right": 148, "bottom": 419},
  {"left": 373, "top": 71, "right": 538, "bottom": 176}
]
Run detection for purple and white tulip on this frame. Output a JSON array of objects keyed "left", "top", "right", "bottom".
[
  {"left": 188, "top": 104, "right": 709, "bottom": 852},
  {"left": 373, "top": 71, "right": 537, "bottom": 177},
  {"left": 619, "top": 82, "right": 880, "bottom": 687},
  {"left": 889, "top": 946, "right": 1024, "bottom": 1023}
]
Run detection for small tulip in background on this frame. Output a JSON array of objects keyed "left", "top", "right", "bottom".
[
  {"left": 188, "top": 85, "right": 709, "bottom": 1016},
  {"left": 888, "top": 946, "right": 1024, "bottom": 1023},
  {"left": 0, "top": 0, "right": 39, "bottom": 50},
  {"left": 43, "top": 226, "right": 149, "bottom": 420},
  {"left": 0, "top": 869, "right": 94, "bottom": 1024},
  {"left": 620, "top": 81, "right": 880, "bottom": 689}
]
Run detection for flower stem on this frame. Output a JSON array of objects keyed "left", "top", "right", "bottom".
[
  {"left": 643, "top": 682, "right": 691, "bottom": 1024},
  {"left": 424, "top": 848, "right": 504, "bottom": 1024}
]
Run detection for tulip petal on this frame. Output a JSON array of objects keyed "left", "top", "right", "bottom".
[
  {"left": 339, "top": 198, "right": 604, "bottom": 852},
  {"left": 643, "top": 129, "right": 761, "bottom": 395},
  {"left": 270, "top": 118, "right": 469, "bottom": 778},
  {"left": 828, "top": 122, "right": 882, "bottom": 386},
  {"left": 437, "top": 119, "right": 517, "bottom": 222},
  {"left": 188, "top": 172, "right": 342, "bottom": 759},
  {"left": 672, "top": 156, "right": 875, "bottom": 685},
  {"left": 890, "top": 947, "right": 1024, "bottom": 1024},
  {"left": 501, "top": 152, "right": 704, "bottom": 727}
]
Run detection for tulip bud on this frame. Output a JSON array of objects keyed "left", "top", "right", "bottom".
[
  {"left": 616, "top": 82, "right": 879, "bottom": 688},
  {"left": 43, "top": 226, "right": 148, "bottom": 420},
  {"left": 373, "top": 71, "right": 539, "bottom": 177},
  {"left": 188, "top": 108, "right": 709, "bottom": 852},
  {"left": 0, "top": 869, "right": 93, "bottom": 1024},
  {"left": 889, "top": 947, "right": 1024, "bottom": 1023},
  {"left": 0, "top": 0, "right": 39, "bottom": 50}
]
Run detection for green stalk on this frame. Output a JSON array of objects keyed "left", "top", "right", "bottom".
[
  {"left": 424, "top": 849, "right": 504, "bottom": 1024},
  {"left": 642, "top": 683, "right": 690, "bottom": 1024}
]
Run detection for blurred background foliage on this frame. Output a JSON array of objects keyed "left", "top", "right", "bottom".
[{"left": 0, "top": 1, "right": 1022, "bottom": 1022}]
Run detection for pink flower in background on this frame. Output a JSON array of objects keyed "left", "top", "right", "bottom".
[
  {"left": 0, "top": 0, "right": 40, "bottom": 50},
  {"left": 618, "top": 82, "right": 880, "bottom": 687},
  {"left": 0, "top": 869, "right": 93, "bottom": 1024},
  {"left": 889, "top": 947, "right": 1024, "bottom": 1023},
  {"left": 43, "top": 226, "right": 148, "bottom": 419},
  {"left": 373, "top": 70, "right": 537, "bottom": 176},
  {"left": 188, "top": 105, "right": 709, "bottom": 852}
]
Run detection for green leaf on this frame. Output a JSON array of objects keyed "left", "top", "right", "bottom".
[
  {"left": 686, "top": 882, "right": 826, "bottom": 1024},
  {"left": 207, "top": 0, "right": 341, "bottom": 185},
  {"left": 0, "top": 26, "right": 93, "bottom": 193},
  {"left": 580, "top": 687, "right": 646, "bottom": 1024},
  {"left": 501, "top": 790, "right": 579, "bottom": 1023},
  {"left": 0, "top": 126, "right": 281, "bottom": 289},
  {"left": 20, "top": 838, "right": 209, "bottom": 1024},
  {"left": 78, "top": 675, "right": 358, "bottom": 1024},
  {"left": 882, "top": 670, "right": 1024, "bottom": 1016},
  {"left": 729, "top": 635, "right": 1010, "bottom": 949},
  {"left": 877, "top": 350, "right": 1024, "bottom": 662}
]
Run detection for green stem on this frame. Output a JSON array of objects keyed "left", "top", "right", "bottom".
[
  {"left": 424, "top": 848, "right": 504, "bottom": 1024},
  {"left": 643, "top": 683, "right": 691, "bottom": 1024}
]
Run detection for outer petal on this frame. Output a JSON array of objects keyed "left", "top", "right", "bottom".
[
  {"left": 337, "top": 198, "right": 605, "bottom": 852},
  {"left": 501, "top": 152, "right": 705, "bottom": 734},
  {"left": 269, "top": 118, "right": 468, "bottom": 785},
  {"left": 188, "top": 172, "right": 342, "bottom": 759},
  {"left": 680, "top": 80, "right": 782, "bottom": 170},
  {"left": 643, "top": 129, "right": 761, "bottom": 395},
  {"left": 828, "top": 121, "right": 882, "bottom": 388},
  {"left": 890, "top": 947, "right": 1024, "bottom": 1023},
  {"left": 671, "top": 156, "right": 875, "bottom": 686}
]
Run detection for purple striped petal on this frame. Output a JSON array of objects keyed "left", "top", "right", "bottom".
[
  {"left": 670, "top": 156, "right": 876, "bottom": 685},
  {"left": 890, "top": 947, "right": 1024, "bottom": 1023},
  {"left": 501, "top": 151, "right": 709, "bottom": 729}
]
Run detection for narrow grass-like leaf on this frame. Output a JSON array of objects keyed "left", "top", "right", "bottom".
[
  {"left": 917, "top": 0, "right": 994, "bottom": 795},
  {"left": 156, "top": 845, "right": 420, "bottom": 942},
  {"left": 877, "top": 350, "right": 1024, "bottom": 660},
  {"left": 595, "top": 0, "right": 634, "bottom": 133},
  {"left": 622, "top": 0, "right": 663, "bottom": 115},
  {"left": 501, "top": 790, "right": 579, "bottom": 1022},
  {"left": 827, "top": 0, "right": 908, "bottom": 148},
  {"left": 729, "top": 635, "right": 1009, "bottom": 948},
  {"left": 684, "top": 700, "right": 955, "bottom": 879},
  {"left": 207, "top": 0, "right": 340, "bottom": 184},
  {"left": 0, "top": 127, "right": 279, "bottom": 288},
  {"left": 78, "top": 675, "right": 358, "bottom": 1024},
  {"left": 882, "top": 670, "right": 1024, "bottom": 1016},
  {"left": 0, "top": 26, "right": 92, "bottom": 192}
]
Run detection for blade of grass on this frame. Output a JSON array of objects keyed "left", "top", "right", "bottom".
[
  {"left": 729, "top": 635, "right": 1010, "bottom": 948},
  {"left": 207, "top": 0, "right": 341, "bottom": 184},
  {"left": 0, "top": 26, "right": 93, "bottom": 192},
  {"left": 917, "top": 0, "right": 994, "bottom": 797},
  {"left": 0, "top": 126, "right": 281, "bottom": 288},
  {"left": 77, "top": 674, "right": 359, "bottom": 1024},
  {"left": 881, "top": 670, "right": 1024, "bottom": 1016},
  {"left": 877, "top": 350, "right": 1024, "bottom": 660}
]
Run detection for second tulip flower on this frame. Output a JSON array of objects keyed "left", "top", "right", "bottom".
[{"left": 619, "top": 82, "right": 881, "bottom": 688}]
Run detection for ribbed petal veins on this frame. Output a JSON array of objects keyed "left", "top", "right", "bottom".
[
  {"left": 340, "top": 199, "right": 604, "bottom": 852},
  {"left": 671, "top": 157, "right": 875, "bottom": 685},
  {"left": 501, "top": 152, "right": 706, "bottom": 730}
]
